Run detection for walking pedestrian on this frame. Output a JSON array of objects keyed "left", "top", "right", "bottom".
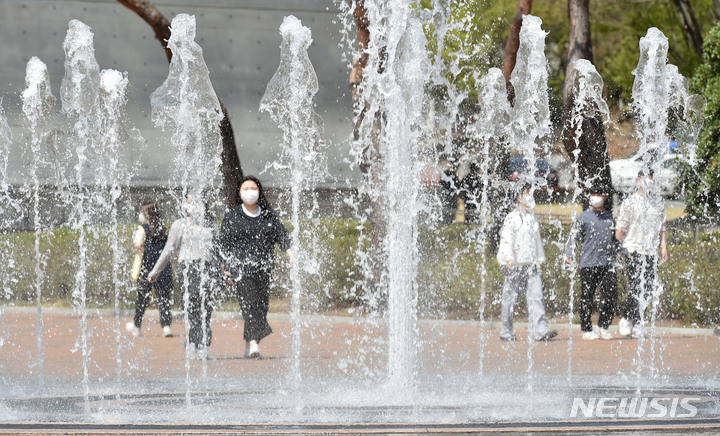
[
  {"left": 616, "top": 170, "right": 668, "bottom": 338},
  {"left": 565, "top": 186, "right": 623, "bottom": 340},
  {"left": 148, "top": 193, "right": 219, "bottom": 358},
  {"left": 126, "top": 201, "right": 174, "bottom": 338},
  {"left": 496, "top": 183, "right": 558, "bottom": 342},
  {"left": 218, "top": 176, "right": 293, "bottom": 358}
]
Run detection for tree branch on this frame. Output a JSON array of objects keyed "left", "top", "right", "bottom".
[
  {"left": 116, "top": 0, "right": 172, "bottom": 62},
  {"left": 117, "top": 0, "right": 244, "bottom": 207}
]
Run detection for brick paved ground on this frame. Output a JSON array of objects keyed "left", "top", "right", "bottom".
[
  {"left": 1, "top": 307, "right": 718, "bottom": 427},
  {"left": 1, "top": 308, "right": 717, "bottom": 383}
]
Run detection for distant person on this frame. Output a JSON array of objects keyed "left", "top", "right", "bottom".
[
  {"left": 218, "top": 176, "right": 293, "bottom": 359},
  {"left": 126, "top": 202, "right": 174, "bottom": 338},
  {"left": 496, "top": 183, "right": 558, "bottom": 342},
  {"left": 148, "top": 193, "right": 219, "bottom": 358},
  {"left": 616, "top": 170, "right": 668, "bottom": 338},
  {"left": 439, "top": 165, "right": 460, "bottom": 224},
  {"left": 565, "top": 186, "right": 623, "bottom": 340},
  {"left": 459, "top": 161, "right": 488, "bottom": 224},
  {"left": 669, "top": 136, "right": 678, "bottom": 154}
]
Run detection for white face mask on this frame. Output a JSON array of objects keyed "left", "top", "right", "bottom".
[
  {"left": 642, "top": 178, "right": 655, "bottom": 194},
  {"left": 183, "top": 202, "right": 204, "bottom": 217},
  {"left": 520, "top": 194, "right": 535, "bottom": 210},
  {"left": 589, "top": 195, "right": 605, "bottom": 208},
  {"left": 138, "top": 212, "right": 146, "bottom": 223},
  {"left": 240, "top": 189, "right": 260, "bottom": 205}
]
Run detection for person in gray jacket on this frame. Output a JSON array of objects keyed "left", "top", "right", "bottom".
[
  {"left": 565, "top": 185, "right": 623, "bottom": 340},
  {"left": 148, "top": 193, "right": 219, "bottom": 358},
  {"left": 496, "top": 183, "right": 558, "bottom": 342}
]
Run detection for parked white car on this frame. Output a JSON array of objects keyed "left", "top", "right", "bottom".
[{"left": 609, "top": 152, "right": 680, "bottom": 197}]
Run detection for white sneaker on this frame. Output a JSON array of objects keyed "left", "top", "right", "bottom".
[
  {"left": 597, "top": 327, "right": 613, "bottom": 340},
  {"left": 631, "top": 324, "right": 645, "bottom": 338},
  {"left": 125, "top": 322, "right": 140, "bottom": 337},
  {"left": 248, "top": 342, "right": 260, "bottom": 359},
  {"left": 582, "top": 330, "right": 599, "bottom": 340},
  {"left": 619, "top": 318, "right": 632, "bottom": 336},
  {"left": 162, "top": 326, "right": 172, "bottom": 337},
  {"left": 194, "top": 345, "right": 208, "bottom": 360}
]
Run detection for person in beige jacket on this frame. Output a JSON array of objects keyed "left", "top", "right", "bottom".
[{"left": 496, "top": 183, "right": 558, "bottom": 342}]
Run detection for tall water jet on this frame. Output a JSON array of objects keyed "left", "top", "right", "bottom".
[
  {"left": 96, "top": 68, "right": 141, "bottom": 383},
  {"left": 632, "top": 27, "right": 669, "bottom": 174},
  {"left": 0, "top": 100, "right": 19, "bottom": 382},
  {"left": 60, "top": 20, "right": 102, "bottom": 412},
  {"left": 21, "top": 56, "right": 57, "bottom": 388},
  {"left": 150, "top": 13, "right": 223, "bottom": 403},
  {"left": 151, "top": 13, "right": 223, "bottom": 197},
  {"left": 564, "top": 58, "right": 612, "bottom": 383},
  {"left": 509, "top": 14, "right": 551, "bottom": 183},
  {"left": 351, "top": 2, "right": 428, "bottom": 392},
  {"left": 469, "top": 67, "right": 511, "bottom": 374},
  {"left": 259, "top": 15, "right": 326, "bottom": 398},
  {"left": 507, "top": 14, "right": 551, "bottom": 396}
]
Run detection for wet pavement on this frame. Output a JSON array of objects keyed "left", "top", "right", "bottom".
[{"left": 1, "top": 307, "right": 719, "bottom": 432}]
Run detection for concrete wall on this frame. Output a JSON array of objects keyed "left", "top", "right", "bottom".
[{"left": 0, "top": 0, "right": 359, "bottom": 187}]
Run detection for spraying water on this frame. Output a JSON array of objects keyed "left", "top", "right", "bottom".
[
  {"left": 60, "top": 20, "right": 102, "bottom": 413},
  {"left": 564, "top": 58, "right": 613, "bottom": 383},
  {"left": 150, "top": 13, "right": 223, "bottom": 405},
  {"left": 96, "top": 69, "right": 141, "bottom": 384},
  {"left": 508, "top": 14, "right": 552, "bottom": 398},
  {"left": 470, "top": 68, "right": 512, "bottom": 374},
  {"left": 259, "top": 14, "right": 327, "bottom": 401},
  {"left": 21, "top": 56, "right": 57, "bottom": 389},
  {"left": 632, "top": 27, "right": 669, "bottom": 173},
  {"left": 348, "top": 1, "right": 429, "bottom": 395},
  {"left": 510, "top": 14, "right": 551, "bottom": 181}
]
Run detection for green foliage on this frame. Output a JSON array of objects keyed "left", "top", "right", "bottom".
[
  {"left": 425, "top": 0, "right": 716, "bottom": 112},
  {"left": 684, "top": 21, "right": 720, "bottom": 216},
  {"left": 420, "top": 0, "right": 507, "bottom": 96},
  {"left": 4, "top": 220, "right": 719, "bottom": 326}
]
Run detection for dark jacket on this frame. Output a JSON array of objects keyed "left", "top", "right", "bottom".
[
  {"left": 218, "top": 205, "right": 291, "bottom": 279},
  {"left": 140, "top": 223, "right": 173, "bottom": 287},
  {"left": 565, "top": 208, "right": 623, "bottom": 269}
]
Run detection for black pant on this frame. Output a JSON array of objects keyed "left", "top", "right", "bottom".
[
  {"left": 235, "top": 274, "right": 273, "bottom": 343},
  {"left": 624, "top": 253, "right": 657, "bottom": 325},
  {"left": 181, "top": 261, "right": 215, "bottom": 347},
  {"left": 133, "top": 281, "right": 173, "bottom": 328},
  {"left": 579, "top": 265, "right": 618, "bottom": 332}
]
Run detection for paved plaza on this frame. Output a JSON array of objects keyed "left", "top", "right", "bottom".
[{"left": 1, "top": 307, "right": 719, "bottom": 433}]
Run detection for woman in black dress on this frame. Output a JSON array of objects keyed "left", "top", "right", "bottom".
[
  {"left": 126, "top": 201, "right": 174, "bottom": 337},
  {"left": 219, "top": 176, "right": 293, "bottom": 358}
]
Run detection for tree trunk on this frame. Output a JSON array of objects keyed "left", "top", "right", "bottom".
[
  {"left": 117, "top": 0, "right": 243, "bottom": 207},
  {"left": 669, "top": 0, "right": 704, "bottom": 60},
  {"left": 562, "top": 0, "right": 613, "bottom": 208},
  {"left": 502, "top": 0, "right": 532, "bottom": 104},
  {"left": 714, "top": 0, "right": 720, "bottom": 21}
]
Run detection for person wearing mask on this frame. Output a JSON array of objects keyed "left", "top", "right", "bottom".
[
  {"left": 148, "top": 193, "right": 219, "bottom": 358},
  {"left": 126, "top": 202, "right": 174, "bottom": 338},
  {"left": 565, "top": 186, "right": 623, "bottom": 340},
  {"left": 496, "top": 183, "right": 558, "bottom": 342},
  {"left": 616, "top": 170, "right": 668, "bottom": 338},
  {"left": 218, "top": 176, "right": 293, "bottom": 359}
]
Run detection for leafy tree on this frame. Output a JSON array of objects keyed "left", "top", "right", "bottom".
[{"left": 683, "top": 21, "right": 720, "bottom": 216}]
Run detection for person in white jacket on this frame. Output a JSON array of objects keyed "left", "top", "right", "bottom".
[{"left": 496, "top": 183, "right": 558, "bottom": 342}]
